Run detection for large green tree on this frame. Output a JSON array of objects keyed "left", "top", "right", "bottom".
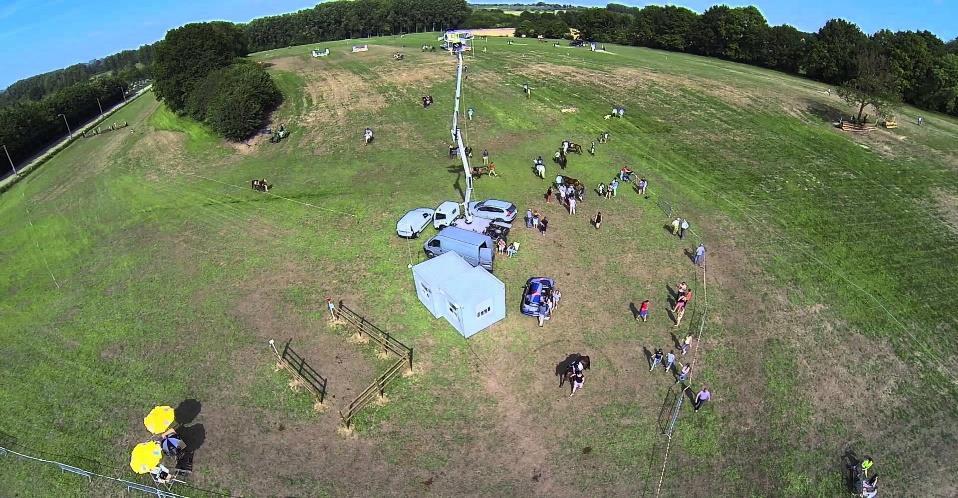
[
  {"left": 837, "top": 49, "right": 901, "bottom": 123},
  {"left": 152, "top": 22, "right": 248, "bottom": 113},
  {"left": 805, "top": 19, "right": 868, "bottom": 84}
]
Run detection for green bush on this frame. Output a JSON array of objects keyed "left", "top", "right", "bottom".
[{"left": 202, "top": 63, "right": 282, "bottom": 141}]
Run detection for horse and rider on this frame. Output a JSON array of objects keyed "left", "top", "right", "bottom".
[
  {"left": 251, "top": 179, "right": 271, "bottom": 192},
  {"left": 558, "top": 354, "right": 591, "bottom": 396},
  {"left": 561, "top": 140, "right": 583, "bottom": 155}
]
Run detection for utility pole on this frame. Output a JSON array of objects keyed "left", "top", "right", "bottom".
[
  {"left": 57, "top": 113, "right": 73, "bottom": 139},
  {"left": 2, "top": 144, "right": 17, "bottom": 175},
  {"left": 95, "top": 97, "right": 104, "bottom": 116}
]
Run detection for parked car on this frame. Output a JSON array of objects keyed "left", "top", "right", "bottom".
[
  {"left": 433, "top": 201, "right": 462, "bottom": 228},
  {"left": 468, "top": 199, "right": 517, "bottom": 222},
  {"left": 424, "top": 227, "right": 495, "bottom": 271},
  {"left": 521, "top": 277, "right": 556, "bottom": 316},
  {"left": 397, "top": 208, "right": 434, "bottom": 238}
]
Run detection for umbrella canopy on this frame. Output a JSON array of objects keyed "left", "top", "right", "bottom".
[
  {"left": 144, "top": 406, "right": 175, "bottom": 434},
  {"left": 130, "top": 441, "right": 162, "bottom": 474}
]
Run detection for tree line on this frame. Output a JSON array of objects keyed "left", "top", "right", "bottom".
[
  {"left": 0, "top": 75, "right": 128, "bottom": 170},
  {"left": 244, "top": 0, "right": 470, "bottom": 52},
  {"left": 512, "top": 5, "right": 958, "bottom": 117}
]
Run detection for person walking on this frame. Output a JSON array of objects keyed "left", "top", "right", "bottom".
[
  {"left": 525, "top": 209, "right": 533, "bottom": 228},
  {"left": 468, "top": 107, "right": 475, "bottom": 120},
  {"left": 326, "top": 298, "right": 336, "bottom": 319},
  {"left": 570, "top": 371, "right": 584, "bottom": 396},
  {"left": 482, "top": 148, "right": 489, "bottom": 166},
  {"left": 593, "top": 211, "right": 602, "bottom": 229},
  {"left": 545, "top": 186, "right": 553, "bottom": 203},
  {"left": 676, "top": 363, "right": 691, "bottom": 384},
  {"left": 649, "top": 348, "right": 663, "bottom": 371},
  {"left": 638, "top": 178, "right": 648, "bottom": 195},
  {"left": 538, "top": 301, "right": 550, "bottom": 327},
  {"left": 681, "top": 333, "right": 692, "bottom": 355},
  {"left": 610, "top": 179, "right": 619, "bottom": 197},
  {"left": 569, "top": 197, "right": 577, "bottom": 215},
  {"left": 671, "top": 218, "right": 681, "bottom": 236},
  {"left": 679, "top": 219, "right": 690, "bottom": 239},
  {"left": 539, "top": 217, "right": 549, "bottom": 235},
  {"left": 693, "top": 387, "right": 710, "bottom": 412},
  {"left": 673, "top": 301, "right": 686, "bottom": 327},
  {"left": 664, "top": 350, "right": 676, "bottom": 372},
  {"left": 693, "top": 243, "right": 706, "bottom": 267},
  {"left": 637, "top": 299, "right": 650, "bottom": 322}
]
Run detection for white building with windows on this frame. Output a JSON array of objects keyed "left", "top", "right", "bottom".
[{"left": 411, "top": 251, "right": 505, "bottom": 338}]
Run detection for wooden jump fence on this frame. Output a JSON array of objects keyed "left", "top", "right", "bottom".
[
  {"left": 335, "top": 301, "right": 413, "bottom": 428},
  {"left": 269, "top": 339, "right": 328, "bottom": 403}
]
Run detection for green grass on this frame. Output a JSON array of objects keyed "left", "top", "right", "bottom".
[{"left": 1, "top": 32, "right": 956, "bottom": 496}]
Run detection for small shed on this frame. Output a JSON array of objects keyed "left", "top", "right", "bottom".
[{"left": 411, "top": 252, "right": 505, "bottom": 338}]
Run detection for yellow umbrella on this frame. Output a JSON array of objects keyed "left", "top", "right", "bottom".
[
  {"left": 144, "top": 405, "right": 175, "bottom": 435},
  {"left": 130, "top": 441, "right": 162, "bottom": 474}
]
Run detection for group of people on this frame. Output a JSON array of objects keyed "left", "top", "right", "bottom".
[
  {"left": 421, "top": 95, "right": 434, "bottom": 108},
  {"left": 596, "top": 178, "right": 620, "bottom": 199},
  {"left": 149, "top": 428, "right": 190, "bottom": 484},
  {"left": 553, "top": 181, "right": 583, "bottom": 214},
  {"left": 524, "top": 208, "right": 550, "bottom": 235},
  {"left": 536, "top": 287, "right": 561, "bottom": 327},
  {"left": 605, "top": 106, "right": 626, "bottom": 119}
]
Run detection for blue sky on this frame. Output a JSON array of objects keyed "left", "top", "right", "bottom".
[{"left": 2, "top": 0, "right": 956, "bottom": 90}]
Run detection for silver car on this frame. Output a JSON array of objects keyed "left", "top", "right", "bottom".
[{"left": 397, "top": 208, "right": 434, "bottom": 238}]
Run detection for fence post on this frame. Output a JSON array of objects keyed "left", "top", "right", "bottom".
[{"left": 377, "top": 376, "right": 385, "bottom": 398}]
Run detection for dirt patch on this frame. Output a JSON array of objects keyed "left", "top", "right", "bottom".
[
  {"left": 470, "top": 28, "right": 517, "bottom": 37},
  {"left": 375, "top": 52, "right": 452, "bottom": 87},
  {"left": 135, "top": 131, "right": 188, "bottom": 180},
  {"left": 933, "top": 189, "right": 958, "bottom": 234}
]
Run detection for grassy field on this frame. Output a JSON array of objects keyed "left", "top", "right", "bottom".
[{"left": 1, "top": 33, "right": 957, "bottom": 497}]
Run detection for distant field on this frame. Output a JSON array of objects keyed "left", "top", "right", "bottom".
[{"left": 1, "top": 33, "right": 956, "bottom": 497}]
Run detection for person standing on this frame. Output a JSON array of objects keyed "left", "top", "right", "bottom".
[
  {"left": 637, "top": 300, "right": 650, "bottom": 322},
  {"left": 467, "top": 107, "right": 475, "bottom": 120},
  {"left": 545, "top": 186, "right": 553, "bottom": 203},
  {"left": 593, "top": 211, "right": 602, "bottom": 229},
  {"left": 694, "top": 387, "right": 710, "bottom": 412},
  {"left": 671, "top": 218, "right": 681, "bottom": 236},
  {"left": 680, "top": 219, "right": 690, "bottom": 239},
  {"left": 664, "top": 351, "right": 676, "bottom": 372},
  {"left": 482, "top": 148, "right": 489, "bottom": 166},
  {"left": 525, "top": 209, "right": 533, "bottom": 228},
  {"left": 638, "top": 178, "right": 648, "bottom": 195},
  {"left": 681, "top": 333, "right": 692, "bottom": 355},
  {"left": 650, "top": 348, "right": 663, "bottom": 371},
  {"left": 539, "top": 217, "right": 549, "bottom": 235},
  {"left": 569, "top": 197, "right": 577, "bottom": 215},
  {"left": 532, "top": 211, "right": 541, "bottom": 230},
  {"left": 694, "top": 244, "right": 706, "bottom": 267},
  {"left": 861, "top": 456, "right": 874, "bottom": 477},
  {"left": 610, "top": 179, "right": 619, "bottom": 197}
]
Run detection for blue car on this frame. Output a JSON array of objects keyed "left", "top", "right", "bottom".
[{"left": 521, "top": 277, "right": 555, "bottom": 316}]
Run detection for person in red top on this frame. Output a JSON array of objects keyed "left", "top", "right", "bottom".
[{"left": 637, "top": 299, "right": 650, "bottom": 322}]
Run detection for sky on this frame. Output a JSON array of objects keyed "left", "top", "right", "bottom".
[{"left": 2, "top": 0, "right": 956, "bottom": 90}]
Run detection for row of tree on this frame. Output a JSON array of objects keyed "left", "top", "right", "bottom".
[
  {"left": 0, "top": 43, "right": 156, "bottom": 106},
  {"left": 152, "top": 22, "right": 281, "bottom": 141},
  {"left": 244, "top": 0, "right": 470, "bottom": 52},
  {"left": 513, "top": 5, "right": 958, "bottom": 117},
  {"left": 0, "top": 75, "right": 127, "bottom": 169}
]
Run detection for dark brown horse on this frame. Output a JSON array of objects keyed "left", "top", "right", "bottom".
[{"left": 557, "top": 354, "right": 591, "bottom": 387}]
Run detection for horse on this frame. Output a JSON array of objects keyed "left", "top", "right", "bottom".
[
  {"left": 557, "top": 354, "right": 591, "bottom": 387},
  {"left": 251, "top": 179, "right": 271, "bottom": 192},
  {"left": 567, "top": 142, "right": 583, "bottom": 154}
]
